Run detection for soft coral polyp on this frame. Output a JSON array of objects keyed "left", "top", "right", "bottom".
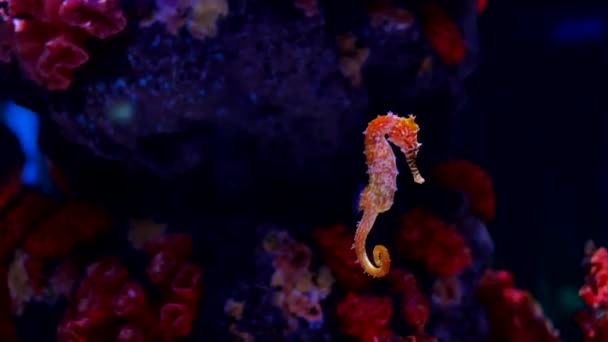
[
  {"left": 58, "top": 0, "right": 127, "bottom": 39},
  {"left": 7, "top": 0, "right": 126, "bottom": 90}
]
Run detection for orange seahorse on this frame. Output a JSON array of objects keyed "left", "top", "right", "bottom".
[{"left": 355, "top": 112, "right": 425, "bottom": 277}]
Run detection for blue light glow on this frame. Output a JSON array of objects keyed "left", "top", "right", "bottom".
[
  {"left": 2, "top": 101, "right": 42, "bottom": 185},
  {"left": 553, "top": 18, "right": 605, "bottom": 43}
]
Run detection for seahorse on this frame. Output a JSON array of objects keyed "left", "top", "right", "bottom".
[{"left": 355, "top": 112, "right": 425, "bottom": 278}]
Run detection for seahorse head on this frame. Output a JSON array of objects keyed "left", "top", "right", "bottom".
[{"left": 388, "top": 113, "right": 421, "bottom": 152}]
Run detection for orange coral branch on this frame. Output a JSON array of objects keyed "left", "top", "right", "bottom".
[{"left": 355, "top": 112, "right": 424, "bottom": 278}]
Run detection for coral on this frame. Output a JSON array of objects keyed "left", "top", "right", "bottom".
[
  {"left": 432, "top": 160, "right": 495, "bottom": 222},
  {"left": 388, "top": 268, "right": 436, "bottom": 341},
  {"left": 221, "top": 225, "right": 334, "bottom": 340},
  {"left": 263, "top": 230, "right": 334, "bottom": 332},
  {"left": 187, "top": 0, "right": 228, "bottom": 40},
  {"left": 477, "top": 0, "right": 488, "bottom": 15},
  {"left": 0, "top": 192, "right": 58, "bottom": 261},
  {"left": 313, "top": 224, "right": 374, "bottom": 291},
  {"left": 356, "top": 112, "right": 424, "bottom": 278},
  {"left": 477, "top": 269, "right": 559, "bottom": 342},
  {"left": 367, "top": 0, "right": 415, "bottom": 32},
  {"left": 58, "top": 232, "right": 202, "bottom": 341},
  {"left": 294, "top": 0, "right": 319, "bottom": 17},
  {"left": 336, "top": 33, "right": 370, "bottom": 88},
  {"left": 336, "top": 291, "right": 394, "bottom": 341},
  {"left": 58, "top": 0, "right": 127, "bottom": 39},
  {"left": 140, "top": 0, "right": 192, "bottom": 35},
  {"left": 142, "top": 0, "right": 228, "bottom": 40},
  {"left": 332, "top": 269, "right": 436, "bottom": 341},
  {"left": 5, "top": 0, "right": 126, "bottom": 89},
  {"left": 420, "top": 2, "right": 465, "bottom": 65},
  {"left": 395, "top": 208, "right": 472, "bottom": 277},
  {"left": 22, "top": 201, "right": 111, "bottom": 291},
  {"left": 0, "top": 166, "right": 21, "bottom": 211},
  {"left": 575, "top": 241, "right": 608, "bottom": 341},
  {"left": 127, "top": 218, "right": 168, "bottom": 251}
]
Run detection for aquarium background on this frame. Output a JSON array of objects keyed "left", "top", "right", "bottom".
[{"left": 1, "top": 0, "right": 607, "bottom": 341}]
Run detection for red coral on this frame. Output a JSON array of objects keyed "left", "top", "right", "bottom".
[
  {"left": 576, "top": 243, "right": 608, "bottom": 341},
  {"left": 159, "top": 303, "right": 194, "bottom": 338},
  {"left": 141, "top": 234, "right": 200, "bottom": 338},
  {"left": 144, "top": 232, "right": 192, "bottom": 262},
  {"left": 336, "top": 292, "right": 394, "bottom": 341},
  {"left": 0, "top": 193, "right": 57, "bottom": 260},
  {"left": 387, "top": 268, "right": 435, "bottom": 341},
  {"left": 432, "top": 159, "right": 495, "bottom": 222},
  {"left": 477, "top": 269, "right": 559, "bottom": 342},
  {"left": 580, "top": 247, "right": 608, "bottom": 308},
  {"left": 396, "top": 208, "right": 472, "bottom": 277},
  {"left": 113, "top": 282, "right": 146, "bottom": 319},
  {"left": 58, "top": 0, "right": 127, "bottom": 39},
  {"left": 313, "top": 224, "right": 373, "bottom": 291},
  {"left": 477, "top": 0, "right": 488, "bottom": 15},
  {"left": 7, "top": 0, "right": 126, "bottom": 89},
  {"left": 58, "top": 317, "right": 92, "bottom": 342},
  {"left": 420, "top": 2, "right": 465, "bottom": 65},
  {"left": 294, "top": 0, "right": 319, "bottom": 17},
  {"left": 0, "top": 167, "right": 21, "bottom": 212},
  {"left": 36, "top": 34, "right": 89, "bottom": 90},
  {"left": 169, "top": 264, "right": 203, "bottom": 307},
  {"left": 84, "top": 257, "right": 129, "bottom": 294},
  {"left": 116, "top": 324, "right": 145, "bottom": 342},
  {"left": 147, "top": 250, "right": 179, "bottom": 286},
  {"left": 23, "top": 201, "right": 111, "bottom": 260},
  {"left": 12, "top": 17, "right": 88, "bottom": 90},
  {"left": 73, "top": 283, "right": 116, "bottom": 323}
]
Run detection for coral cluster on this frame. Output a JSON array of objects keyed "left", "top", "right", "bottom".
[
  {"left": 313, "top": 224, "right": 436, "bottom": 341},
  {"left": 58, "top": 232, "right": 202, "bottom": 341},
  {"left": 0, "top": 166, "right": 202, "bottom": 341},
  {"left": 420, "top": 2, "right": 466, "bottom": 65},
  {"left": 263, "top": 230, "right": 334, "bottom": 332},
  {"left": 396, "top": 208, "right": 472, "bottom": 277},
  {"left": 477, "top": 269, "right": 560, "bottom": 342},
  {"left": 223, "top": 228, "right": 334, "bottom": 340},
  {"left": 575, "top": 241, "right": 608, "bottom": 341},
  {"left": 2, "top": 0, "right": 126, "bottom": 89},
  {"left": 141, "top": 0, "right": 228, "bottom": 40}
]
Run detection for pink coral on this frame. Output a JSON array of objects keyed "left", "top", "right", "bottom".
[
  {"left": 575, "top": 242, "right": 608, "bottom": 341},
  {"left": 6, "top": 0, "right": 126, "bottom": 89},
  {"left": 169, "top": 264, "right": 203, "bottom": 307},
  {"left": 396, "top": 208, "right": 472, "bottom": 277},
  {"left": 36, "top": 34, "right": 89, "bottom": 90},
  {"left": 336, "top": 292, "right": 394, "bottom": 341},
  {"left": 116, "top": 324, "right": 145, "bottom": 342},
  {"left": 420, "top": 2, "right": 465, "bottom": 65},
  {"left": 313, "top": 224, "right": 374, "bottom": 291},
  {"left": 477, "top": 269, "right": 559, "bottom": 342},
  {"left": 159, "top": 302, "right": 195, "bottom": 337},
  {"left": 58, "top": 0, "right": 127, "bottom": 39}
]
